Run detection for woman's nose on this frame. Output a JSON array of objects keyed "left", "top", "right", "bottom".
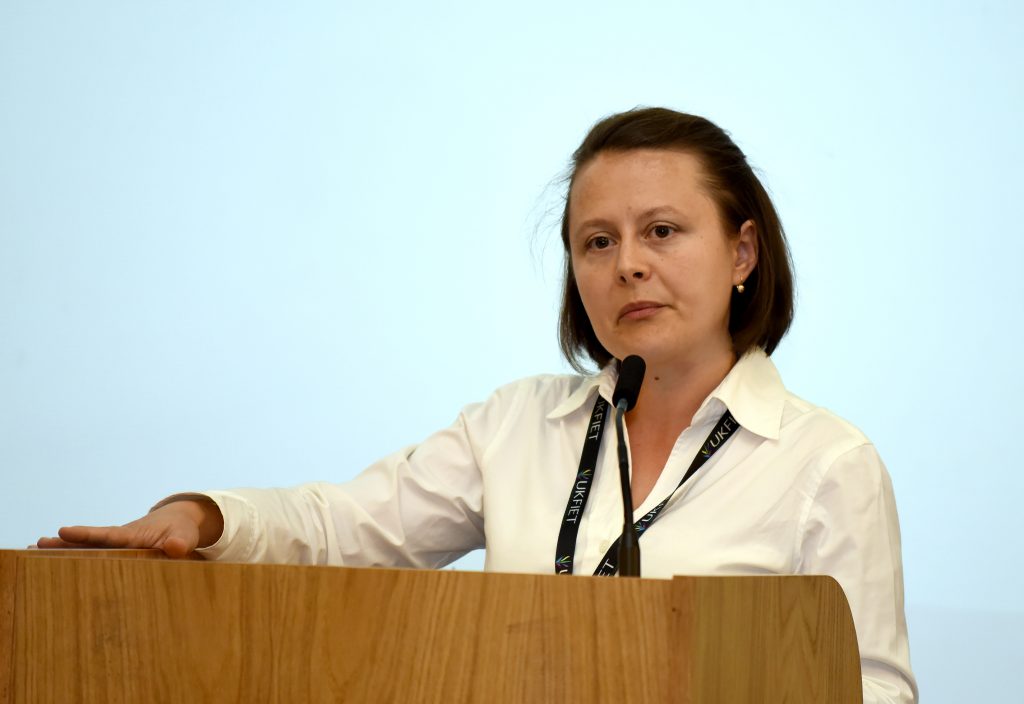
[{"left": 616, "top": 239, "right": 650, "bottom": 283}]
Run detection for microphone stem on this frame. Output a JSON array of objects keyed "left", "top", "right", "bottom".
[{"left": 615, "top": 399, "right": 641, "bottom": 577}]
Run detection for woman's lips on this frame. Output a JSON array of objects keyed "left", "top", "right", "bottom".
[{"left": 618, "top": 303, "right": 665, "bottom": 321}]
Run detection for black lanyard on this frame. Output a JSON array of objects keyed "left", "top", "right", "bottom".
[{"left": 554, "top": 394, "right": 739, "bottom": 576}]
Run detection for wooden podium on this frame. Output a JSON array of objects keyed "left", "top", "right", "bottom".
[{"left": 0, "top": 549, "right": 861, "bottom": 703}]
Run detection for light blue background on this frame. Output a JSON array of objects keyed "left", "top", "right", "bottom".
[{"left": 2, "top": 2, "right": 1021, "bottom": 700}]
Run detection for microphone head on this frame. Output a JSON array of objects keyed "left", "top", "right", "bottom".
[{"left": 612, "top": 355, "right": 646, "bottom": 411}]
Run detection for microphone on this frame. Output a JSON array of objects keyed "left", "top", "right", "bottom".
[
  {"left": 613, "top": 355, "right": 645, "bottom": 412},
  {"left": 612, "top": 355, "right": 645, "bottom": 577}
]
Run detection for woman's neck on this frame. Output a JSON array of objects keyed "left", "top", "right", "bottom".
[{"left": 625, "top": 347, "right": 737, "bottom": 436}]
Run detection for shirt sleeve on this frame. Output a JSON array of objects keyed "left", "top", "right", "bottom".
[
  {"left": 180, "top": 396, "right": 497, "bottom": 567},
  {"left": 798, "top": 443, "right": 919, "bottom": 704}
]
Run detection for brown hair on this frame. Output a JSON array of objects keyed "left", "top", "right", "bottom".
[{"left": 558, "top": 107, "right": 795, "bottom": 372}]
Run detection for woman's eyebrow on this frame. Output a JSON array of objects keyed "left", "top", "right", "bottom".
[
  {"left": 576, "top": 206, "right": 685, "bottom": 233},
  {"left": 575, "top": 216, "right": 615, "bottom": 232},
  {"left": 635, "top": 205, "right": 684, "bottom": 221}
]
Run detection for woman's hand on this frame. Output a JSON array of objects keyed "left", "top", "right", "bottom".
[{"left": 36, "top": 498, "right": 224, "bottom": 558}]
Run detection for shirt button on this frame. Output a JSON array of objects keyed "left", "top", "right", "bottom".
[{"left": 599, "top": 540, "right": 610, "bottom": 552}]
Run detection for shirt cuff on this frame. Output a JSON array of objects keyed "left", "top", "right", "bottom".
[{"left": 150, "top": 491, "right": 258, "bottom": 562}]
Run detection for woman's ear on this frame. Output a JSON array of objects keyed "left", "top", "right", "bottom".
[{"left": 733, "top": 219, "right": 759, "bottom": 283}]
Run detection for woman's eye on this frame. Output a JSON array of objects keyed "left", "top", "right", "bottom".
[
  {"left": 589, "top": 235, "right": 612, "bottom": 250},
  {"left": 652, "top": 225, "right": 673, "bottom": 238}
]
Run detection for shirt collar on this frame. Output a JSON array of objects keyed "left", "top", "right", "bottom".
[
  {"left": 545, "top": 365, "right": 615, "bottom": 420},
  {"left": 545, "top": 349, "right": 786, "bottom": 440},
  {"left": 703, "top": 349, "right": 785, "bottom": 440}
]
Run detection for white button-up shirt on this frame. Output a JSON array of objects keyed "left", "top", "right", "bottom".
[{"left": 194, "top": 350, "right": 916, "bottom": 702}]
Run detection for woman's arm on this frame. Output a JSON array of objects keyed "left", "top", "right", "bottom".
[
  {"left": 38, "top": 381, "right": 522, "bottom": 565},
  {"left": 798, "top": 443, "right": 918, "bottom": 704}
]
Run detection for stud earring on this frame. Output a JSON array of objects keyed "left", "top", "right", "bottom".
[{"left": 735, "top": 283, "right": 745, "bottom": 294}]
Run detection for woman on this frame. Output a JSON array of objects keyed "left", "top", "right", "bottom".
[{"left": 40, "top": 108, "right": 917, "bottom": 702}]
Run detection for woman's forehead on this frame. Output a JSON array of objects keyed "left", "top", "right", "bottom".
[{"left": 569, "top": 149, "right": 716, "bottom": 221}]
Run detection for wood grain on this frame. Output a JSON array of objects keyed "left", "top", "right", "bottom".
[
  {"left": 10, "top": 555, "right": 678, "bottom": 703},
  {"left": 1, "top": 550, "right": 862, "bottom": 703},
  {"left": 0, "top": 549, "right": 194, "bottom": 704},
  {"left": 0, "top": 552, "right": 18, "bottom": 704},
  {"left": 683, "top": 576, "right": 862, "bottom": 703}
]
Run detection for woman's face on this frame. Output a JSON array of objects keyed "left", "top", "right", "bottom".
[{"left": 567, "top": 148, "right": 757, "bottom": 371}]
